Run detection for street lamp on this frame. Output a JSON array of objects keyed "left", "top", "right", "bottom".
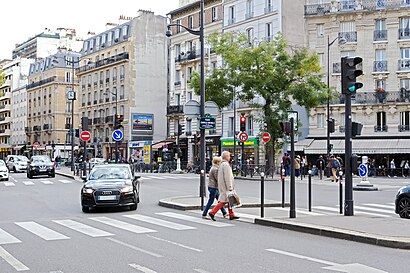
[
  {"left": 166, "top": 0, "right": 206, "bottom": 209},
  {"left": 327, "top": 35, "right": 346, "bottom": 159},
  {"left": 104, "top": 90, "right": 119, "bottom": 163}
]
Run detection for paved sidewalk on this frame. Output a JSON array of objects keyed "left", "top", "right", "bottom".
[{"left": 55, "top": 166, "right": 83, "bottom": 182}]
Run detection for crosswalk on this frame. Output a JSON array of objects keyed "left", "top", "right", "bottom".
[
  {"left": 138, "top": 175, "right": 197, "bottom": 181},
  {"left": 1, "top": 179, "right": 73, "bottom": 187},
  {"left": 0, "top": 211, "right": 233, "bottom": 246}
]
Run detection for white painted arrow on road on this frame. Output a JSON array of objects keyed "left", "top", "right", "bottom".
[{"left": 266, "top": 248, "right": 388, "bottom": 273}]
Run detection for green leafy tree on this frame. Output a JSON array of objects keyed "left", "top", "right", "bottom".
[
  {"left": 190, "top": 32, "right": 329, "bottom": 169},
  {"left": 0, "top": 69, "right": 5, "bottom": 87}
]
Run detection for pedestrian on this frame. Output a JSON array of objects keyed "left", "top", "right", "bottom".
[
  {"left": 300, "top": 156, "right": 307, "bottom": 179},
  {"left": 389, "top": 159, "right": 396, "bottom": 177},
  {"left": 316, "top": 155, "right": 325, "bottom": 179},
  {"left": 368, "top": 158, "right": 376, "bottom": 177},
  {"left": 295, "top": 155, "right": 301, "bottom": 177},
  {"left": 202, "top": 157, "right": 228, "bottom": 220},
  {"left": 282, "top": 153, "right": 291, "bottom": 177},
  {"left": 328, "top": 155, "right": 339, "bottom": 182},
  {"left": 403, "top": 160, "right": 409, "bottom": 178},
  {"left": 208, "top": 151, "right": 240, "bottom": 221},
  {"left": 55, "top": 155, "right": 61, "bottom": 169}
]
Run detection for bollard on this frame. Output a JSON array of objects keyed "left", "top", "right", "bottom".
[
  {"left": 308, "top": 170, "right": 312, "bottom": 212},
  {"left": 339, "top": 170, "right": 343, "bottom": 214},
  {"left": 260, "top": 172, "right": 265, "bottom": 218},
  {"left": 281, "top": 167, "right": 285, "bottom": 208}
]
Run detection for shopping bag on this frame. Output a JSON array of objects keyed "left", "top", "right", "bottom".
[{"left": 227, "top": 191, "right": 242, "bottom": 208}]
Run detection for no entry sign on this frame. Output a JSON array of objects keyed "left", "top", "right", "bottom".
[
  {"left": 80, "top": 131, "right": 91, "bottom": 142},
  {"left": 262, "top": 132, "right": 271, "bottom": 143}
]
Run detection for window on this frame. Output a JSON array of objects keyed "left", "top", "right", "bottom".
[
  {"left": 375, "top": 49, "right": 387, "bottom": 71},
  {"left": 107, "top": 31, "right": 112, "bottom": 44},
  {"left": 247, "top": 116, "right": 253, "bottom": 135},
  {"left": 265, "top": 0, "right": 273, "bottom": 13},
  {"left": 188, "top": 16, "right": 194, "bottom": 29},
  {"left": 340, "top": 21, "right": 356, "bottom": 42},
  {"left": 120, "top": 65, "right": 125, "bottom": 79},
  {"left": 187, "top": 119, "right": 192, "bottom": 134},
  {"left": 114, "top": 29, "right": 120, "bottom": 41},
  {"left": 101, "top": 34, "right": 106, "bottom": 45},
  {"left": 399, "top": 17, "right": 410, "bottom": 39},
  {"left": 317, "top": 24, "right": 324, "bottom": 37},
  {"left": 266, "top": 23, "right": 273, "bottom": 41},
  {"left": 175, "top": 94, "right": 181, "bottom": 105},
  {"left": 175, "top": 70, "right": 181, "bottom": 84},
  {"left": 340, "top": 0, "right": 355, "bottom": 10},
  {"left": 400, "top": 111, "right": 410, "bottom": 131},
  {"left": 187, "top": 67, "right": 193, "bottom": 81},
  {"left": 89, "top": 39, "right": 94, "bottom": 50},
  {"left": 120, "top": 86, "right": 125, "bottom": 99},
  {"left": 376, "top": 79, "right": 386, "bottom": 90},
  {"left": 95, "top": 36, "right": 100, "bottom": 50},
  {"left": 401, "top": 48, "right": 410, "bottom": 59},
  {"left": 318, "top": 53, "right": 325, "bottom": 68},
  {"left": 317, "top": 113, "right": 325, "bottom": 128},
  {"left": 246, "top": 28, "right": 254, "bottom": 44},
  {"left": 374, "top": 19, "right": 387, "bottom": 41},
  {"left": 212, "top": 7, "right": 218, "bottom": 22},
  {"left": 122, "top": 25, "right": 129, "bottom": 37},
  {"left": 400, "top": 79, "right": 410, "bottom": 89},
  {"left": 228, "top": 6, "right": 235, "bottom": 24},
  {"left": 246, "top": 0, "right": 254, "bottom": 19},
  {"left": 175, "top": 44, "right": 181, "bottom": 56},
  {"left": 228, "top": 117, "right": 234, "bottom": 136},
  {"left": 376, "top": 111, "right": 387, "bottom": 130},
  {"left": 65, "top": 72, "right": 71, "bottom": 83}
]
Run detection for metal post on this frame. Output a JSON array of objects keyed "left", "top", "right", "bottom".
[
  {"left": 241, "top": 141, "right": 245, "bottom": 176},
  {"left": 71, "top": 60, "right": 75, "bottom": 173},
  {"left": 327, "top": 36, "right": 331, "bottom": 160},
  {"left": 261, "top": 173, "right": 265, "bottom": 218},
  {"left": 308, "top": 172, "right": 312, "bottom": 212},
  {"left": 199, "top": 0, "right": 206, "bottom": 210},
  {"left": 115, "top": 88, "right": 118, "bottom": 163},
  {"left": 339, "top": 173, "right": 343, "bottom": 214},
  {"left": 233, "top": 89, "right": 237, "bottom": 165},
  {"left": 290, "top": 117, "right": 296, "bottom": 218},
  {"left": 83, "top": 140, "right": 87, "bottom": 178},
  {"left": 176, "top": 118, "right": 181, "bottom": 171},
  {"left": 281, "top": 165, "right": 285, "bottom": 208},
  {"left": 344, "top": 87, "right": 354, "bottom": 216}
]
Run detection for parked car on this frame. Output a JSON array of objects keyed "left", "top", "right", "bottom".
[
  {"left": 395, "top": 185, "right": 410, "bottom": 219},
  {"left": 6, "top": 155, "right": 29, "bottom": 173},
  {"left": 0, "top": 160, "right": 9, "bottom": 181},
  {"left": 27, "top": 155, "right": 55, "bottom": 178},
  {"left": 81, "top": 164, "right": 140, "bottom": 213}
]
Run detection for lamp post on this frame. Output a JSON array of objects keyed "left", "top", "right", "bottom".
[{"left": 166, "top": 0, "right": 206, "bottom": 209}]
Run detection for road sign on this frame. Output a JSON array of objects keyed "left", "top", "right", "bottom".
[
  {"left": 112, "top": 129, "right": 124, "bottom": 141},
  {"left": 80, "top": 131, "right": 91, "bottom": 142},
  {"left": 238, "top": 131, "right": 248, "bottom": 143},
  {"left": 33, "top": 142, "right": 40, "bottom": 149},
  {"left": 199, "top": 117, "right": 216, "bottom": 130},
  {"left": 262, "top": 132, "right": 271, "bottom": 143},
  {"left": 358, "top": 164, "right": 368, "bottom": 177}
]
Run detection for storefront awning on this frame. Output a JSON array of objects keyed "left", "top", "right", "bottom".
[
  {"left": 151, "top": 140, "right": 175, "bottom": 151},
  {"left": 13, "top": 145, "right": 25, "bottom": 150},
  {"left": 303, "top": 139, "right": 410, "bottom": 155},
  {"left": 294, "top": 138, "right": 314, "bottom": 152}
]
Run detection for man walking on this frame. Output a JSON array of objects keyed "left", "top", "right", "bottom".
[
  {"left": 316, "top": 155, "right": 325, "bottom": 179},
  {"left": 209, "top": 151, "right": 240, "bottom": 221}
]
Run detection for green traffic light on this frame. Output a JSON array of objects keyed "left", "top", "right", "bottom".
[
  {"left": 348, "top": 82, "right": 363, "bottom": 92},
  {"left": 348, "top": 86, "right": 356, "bottom": 92}
]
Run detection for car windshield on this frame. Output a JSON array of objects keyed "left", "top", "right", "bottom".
[
  {"left": 32, "top": 157, "right": 51, "bottom": 163},
  {"left": 0, "top": 161, "right": 5, "bottom": 166},
  {"left": 16, "top": 156, "right": 28, "bottom": 162},
  {"left": 89, "top": 166, "right": 131, "bottom": 180}
]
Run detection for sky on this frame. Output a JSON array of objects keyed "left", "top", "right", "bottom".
[{"left": 1, "top": 0, "right": 180, "bottom": 60}]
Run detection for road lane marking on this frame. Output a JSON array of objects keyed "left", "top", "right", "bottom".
[
  {"left": 354, "top": 205, "right": 396, "bottom": 215},
  {"left": 22, "top": 181, "right": 35, "bottom": 186},
  {"left": 363, "top": 203, "right": 395, "bottom": 210},
  {"left": 124, "top": 214, "right": 196, "bottom": 230},
  {"left": 129, "top": 263, "right": 157, "bottom": 273},
  {"left": 266, "top": 248, "right": 337, "bottom": 266},
  {"left": 146, "top": 235, "right": 203, "bottom": 252},
  {"left": 16, "top": 222, "right": 70, "bottom": 241},
  {"left": 0, "top": 246, "right": 29, "bottom": 271},
  {"left": 58, "top": 179, "right": 72, "bottom": 184},
  {"left": 146, "top": 176, "right": 167, "bottom": 180},
  {"left": 156, "top": 212, "right": 234, "bottom": 227},
  {"left": 4, "top": 182, "right": 15, "bottom": 187},
  {"left": 0, "top": 228, "right": 21, "bottom": 245},
  {"left": 193, "top": 269, "right": 211, "bottom": 273},
  {"left": 40, "top": 180, "right": 54, "bottom": 185},
  {"left": 271, "top": 207, "right": 326, "bottom": 216},
  {"left": 313, "top": 206, "right": 390, "bottom": 218},
  {"left": 90, "top": 217, "right": 156, "bottom": 234},
  {"left": 107, "top": 238, "right": 162, "bottom": 258},
  {"left": 53, "top": 219, "right": 114, "bottom": 237}
]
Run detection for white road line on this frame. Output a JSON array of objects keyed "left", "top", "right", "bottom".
[
  {"left": 387, "top": 202, "right": 395, "bottom": 205},
  {"left": 313, "top": 206, "right": 390, "bottom": 218},
  {"left": 53, "top": 219, "right": 114, "bottom": 237},
  {"left": 4, "top": 182, "right": 15, "bottom": 187},
  {"left": 354, "top": 205, "right": 396, "bottom": 215},
  {"left": 139, "top": 177, "right": 152, "bottom": 181},
  {"left": 22, "top": 181, "right": 35, "bottom": 186},
  {"left": 160, "top": 176, "right": 178, "bottom": 179},
  {"left": 146, "top": 176, "right": 166, "bottom": 180},
  {"left": 90, "top": 217, "right": 156, "bottom": 234},
  {"left": 40, "top": 180, "right": 54, "bottom": 185},
  {"left": 363, "top": 203, "right": 395, "bottom": 210},
  {"left": 266, "top": 248, "right": 338, "bottom": 266},
  {"left": 58, "top": 179, "right": 72, "bottom": 184},
  {"left": 0, "top": 246, "right": 29, "bottom": 271},
  {"left": 271, "top": 207, "right": 326, "bottom": 216},
  {"left": 107, "top": 238, "right": 162, "bottom": 258},
  {"left": 16, "top": 222, "right": 70, "bottom": 241},
  {"left": 0, "top": 228, "right": 21, "bottom": 245},
  {"left": 129, "top": 263, "right": 158, "bottom": 273},
  {"left": 193, "top": 269, "right": 211, "bottom": 273},
  {"left": 146, "top": 235, "right": 203, "bottom": 252},
  {"left": 124, "top": 214, "right": 196, "bottom": 230},
  {"left": 156, "top": 212, "right": 234, "bottom": 227}
]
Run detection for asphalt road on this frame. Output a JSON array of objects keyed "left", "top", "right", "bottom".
[{"left": 0, "top": 171, "right": 407, "bottom": 273}]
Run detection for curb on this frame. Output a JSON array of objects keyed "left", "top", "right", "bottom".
[
  {"left": 254, "top": 218, "right": 410, "bottom": 250},
  {"left": 55, "top": 171, "right": 83, "bottom": 183}
]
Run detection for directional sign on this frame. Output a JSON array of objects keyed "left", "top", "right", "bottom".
[
  {"left": 238, "top": 131, "right": 248, "bottom": 143},
  {"left": 262, "top": 132, "right": 271, "bottom": 143},
  {"left": 112, "top": 129, "right": 124, "bottom": 141},
  {"left": 199, "top": 117, "right": 216, "bottom": 130},
  {"left": 33, "top": 142, "right": 40, "bottom": 149},
  {"left": 80, "top": 131, "right": 91, "bottom": 142},
  {"left": 358, "top": 164, "right": 368, "bottom": 177}
]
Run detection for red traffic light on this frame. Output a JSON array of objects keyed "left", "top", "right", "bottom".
[{"left": 240, "top": 116, "right": 246, "bottom": 123}]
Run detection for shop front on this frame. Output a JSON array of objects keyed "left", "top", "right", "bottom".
[
  {"left": 129, "top": 141, "right": 152, "bottom": 163},
  {"left": 220, "top": 137, "right": 259, "bottom": 165}
]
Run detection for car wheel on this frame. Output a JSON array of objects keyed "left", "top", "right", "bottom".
[
  {"left": 398, "top": 197, "right": 410, "bottom": 219},
  {"left": 129, "top": 203, "right": 138, "bottom": 210},
  {"left": 82, "top": 206, "right": 89, "bottom": 213}
]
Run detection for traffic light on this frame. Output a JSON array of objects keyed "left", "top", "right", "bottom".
[
  {"left": 352, "top": 122, "right": 363, "bottom": 137},
  {"left": 328, "top": 118, "right": 335, "bottom": 133},
  {"left": 81, "top": 117, "right": 89, "bottom": 131},
  {"left": 240, "top": 115, "right": 246, "bottom": 132},
  {"left": 177, "top": 124, "right": 184, "bottom": 136},
  {"left": 114, "top": 114, "right": 124, "bottom": 129},
  {"left": 341, "top": 56, "right": 363, "bottom": 94},
  {"left": 328, "top": 143, "right": 333, "bottom": 152},
  {"left": 279, "top": 121, "right": 292, "bottom": 135},
  {"left": 75, "top": 129, "right": 80, "bottom": 137}
]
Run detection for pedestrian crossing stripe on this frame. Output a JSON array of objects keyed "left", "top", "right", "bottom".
[
  {"left": 53, "top": 219, "right": 114, "bottom": 237},
  {"left": 363, "top": 203, "right": 395, "bottom": 210},
  {"left": 22, "top": 181, "right": 34, "bottom": 185},
  {"left": 271, "top": 207, "right": 326, "bottom": 216},
  {"left": 15, "top": 222, "right": 70, "bottom": 241},
  {"left": 59, "top": 180, "right": 72, "bottom": 184},
  {"left": 3, "top": 182, "right": 15, "bottom": 187},
  {"left": 313, "top": 206, "right": 390, "bottom": 218},
  {"left": 40, "top": 180, "right": 53, "bottom": 185},
  {"left": 89, "top": 217, "right": 157, "bottom": 234},
  {"left": 124, "top": 214, "right": 196, "bottom": 231},
  {"left": 0, "top": 228, "right": 21, "bottom": 245},
  {"left": 156, "top": 212, "right": 234, "bottom": 227},
  {"left": 354, "top": 205, "right": 396, "bottom": 215}
]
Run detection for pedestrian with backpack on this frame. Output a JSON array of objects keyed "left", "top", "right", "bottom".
[{"left": 330, "top": 155, "right": 340, "bottom": 182}]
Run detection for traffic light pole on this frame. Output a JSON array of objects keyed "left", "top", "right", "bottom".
[
  {"left": 289, "top": 117, "right": 296, "bottom": 218},
  {"left": 344, "top": 93, "right": 354, "bottom": 216},
  {"left": 176, "top": 119, "right": 181, "bottom": 172}
]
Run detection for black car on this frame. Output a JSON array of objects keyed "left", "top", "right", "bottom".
[
  {"left": 27, "top": 155, "right": 55, "bottom": 178},
  {"left": 81, "top": 164, "right": 140, "bottom": 213},
  {"left": 395, "top": 185, "right": 410, "bottom": 219}
]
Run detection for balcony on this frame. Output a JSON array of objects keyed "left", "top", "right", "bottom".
[
  {"left": 43, "top": 124, "right": 51, "bottom": 130},
  {"left": 0, "top": 129, "right": 11, "bottom": 135},
  {"left": 374, "top": 125, "right": 388, "bottom": 132},
  {"left": 399, "top": 125, "right": 410, "bottom": 132},
  {"left": 228, "top": 18, "right": 236, "bottom": 25},
  {"left": 105, "top": 116, "right": 114, "bottom": 123},
  {"left": 374, "top": 61, "right": 388, "bottom": 72},
  {"left": 264, "top": 5, "right": 273, "bottom": 14},
  {"left": 174, "top": 81, "right": 181, "bottom": 86},
  {"left": 399, "top": 28, "right": 410, "bottom": 40},
  {"left": 374, "top": 30, "right": 387, "bottom": 41},
  {"left": 304, "top": 3, "right": 331, "bottom": 16},
  {"left": 167, "top": 105, "right": 184, "bottom": 115},
  {"left": 0, "top": 105, "right": 12, "bottom": 112},
  {"left": 245, "top": 12, "right": 254, "bottom": 20},
  {"left": 339, "top": 31, "right": 357, "bottom": 43},
  {"left": 94, "top": 100, "right": 98, "bottom": 105},
  {"left": 398, "top": 59, "right": 410, "bottom": 71},
  {"left": 339, "top": 0, "right": 355, "bottom": 11},
  {"left": 26, "top": 76, "right": 56, "bottom": 90},
  {"left": 25, "top": 127, "right": 32, "bottom": 134},
  {"left": 77, "top": 52, "right": 129, "bottom": 74},
  {"left": 93, "top": 117, "right": 101, "bottom": 125}
]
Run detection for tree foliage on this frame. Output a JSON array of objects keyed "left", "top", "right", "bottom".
[
  {"left": 0, "top": 69, "right": 5, "bottom": 87},
  {"left": 190, "top": 32, "right": 329, "bottom": 166}
]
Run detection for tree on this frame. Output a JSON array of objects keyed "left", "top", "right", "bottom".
[
  {"left": 190, "top": 32, "right": 329, "bottom": 169},
  {"left": 0, "top": 69, "right": 5, "bottom": 87}
]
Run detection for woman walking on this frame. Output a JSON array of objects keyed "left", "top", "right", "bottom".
[{"left": 202, "top": 157, "right": 228, "bottom": 219}]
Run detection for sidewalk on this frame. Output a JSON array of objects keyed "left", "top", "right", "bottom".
[
  {"left": 55, "top": 166, "right": 83, "bottom": 182},
  {"left": 159, "top": 196, "right": 410, "bottom": 250}
]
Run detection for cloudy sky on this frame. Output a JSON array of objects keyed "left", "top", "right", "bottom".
[{"left": 1, "top": 0, "right": 180, "bottom": 59}]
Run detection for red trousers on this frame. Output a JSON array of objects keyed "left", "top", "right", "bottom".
[{"left": 210, "top": 202, "right": 234, "bottom": 217}]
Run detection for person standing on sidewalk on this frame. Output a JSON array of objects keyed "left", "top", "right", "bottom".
[
  {"left": 209, "top": 151, "right": 240, "bottom": 221},
  {"left": 294, "top": 155, "right": 301, "bottom": 177},
  {"left": 316, "top": 155, "right": 325, "bottom": 180},
  {"left": 389, "top": 159, "right": 396, "bottom": 178},
  {"left": 202, "top": 157, "right": 228, "bottom": 220},
  {"left": 329, "top": 155, "right": 339, "bottom": 182}
]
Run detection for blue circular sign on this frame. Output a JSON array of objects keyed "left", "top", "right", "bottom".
[
  {"left": 112, "top": 129, "right": 124, "bottom": 141},
  {"left": 358, "top": 164, "right": 368, "bottom": 177}
]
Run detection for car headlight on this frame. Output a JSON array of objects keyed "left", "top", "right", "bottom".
[
  {"left": 120, "top": 186, "right": 133, "bottom": 193},
  {"left": 82, "top": 188, "right": 94, "bottom": 194}
]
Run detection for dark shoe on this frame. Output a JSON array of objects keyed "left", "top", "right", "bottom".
[
  {"left": 229, "top": 216, "right": 240, "bottom": 220},
  {"left": 208, "top": 212, "right": 216, "bottom": 221}
]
